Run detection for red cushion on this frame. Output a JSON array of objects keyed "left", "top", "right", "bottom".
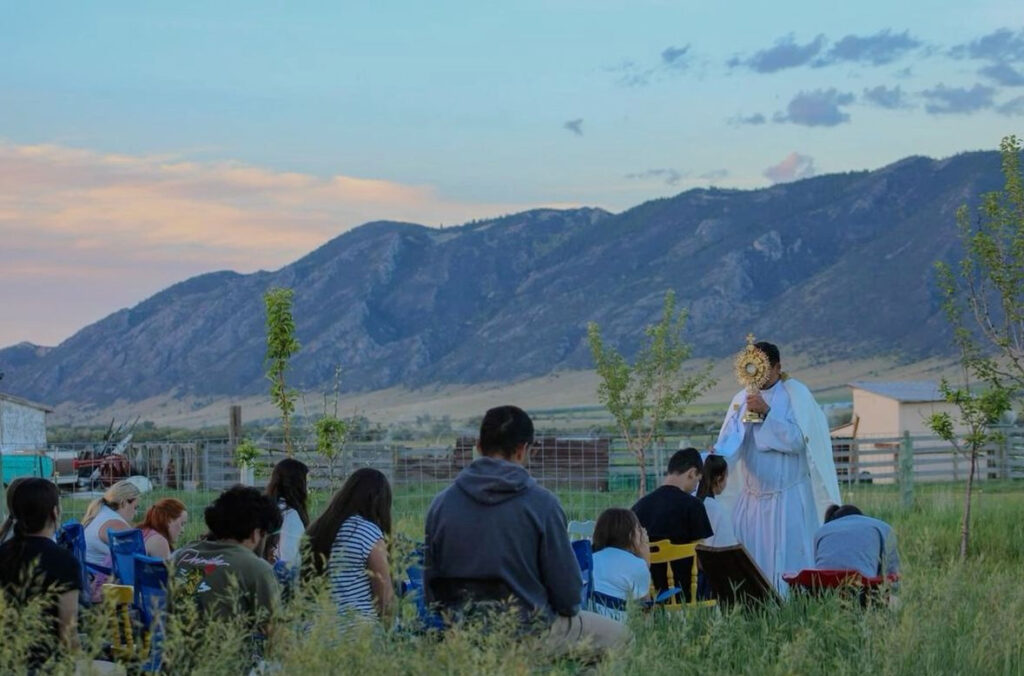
[{"left": 782, "top": 569, "right": 899, "bottom": 589}]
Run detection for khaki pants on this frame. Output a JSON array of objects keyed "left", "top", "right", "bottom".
[{"left": 544, "top": 610, "right": 631, "bottom": 659}]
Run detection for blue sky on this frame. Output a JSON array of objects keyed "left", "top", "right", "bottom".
[{"left": 1, "top": 1, "right": 1022, "bottom": 346}]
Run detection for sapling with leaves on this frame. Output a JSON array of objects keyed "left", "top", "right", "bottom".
[
  {"left": 315, "top": 366, "right": 348, "bottom": 485},
  {"left": 587, "top": 290, "right": 715, "bottom": 496},
  {"left": 927, "top": 376, "right": 1010, "bottom": 561},
  {"left": 264, "top": 287, "right": 301, "bottom": 456}
]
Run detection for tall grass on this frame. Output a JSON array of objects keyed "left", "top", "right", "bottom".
[{"left": 32, "top": 481, "right": 1024, "bottom": 674}]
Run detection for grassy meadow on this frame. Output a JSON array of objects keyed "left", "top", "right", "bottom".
[{"left": 17, "top": 480, "right": 1024, "bottom": 674}]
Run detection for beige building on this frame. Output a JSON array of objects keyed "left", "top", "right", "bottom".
[
  {"left": 832, "top": 381, "right": 958, "bottom": 439},
  {"left": 831, "top": 381, "right": 968, "bottom": 484}
]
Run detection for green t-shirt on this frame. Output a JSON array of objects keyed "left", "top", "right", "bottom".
[{"left": 173, "top": 540, "right": 280, "bottom": 629}]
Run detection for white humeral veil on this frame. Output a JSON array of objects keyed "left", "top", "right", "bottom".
[{"left": 713, "top": 377, "right": 841, "bottom": 592}]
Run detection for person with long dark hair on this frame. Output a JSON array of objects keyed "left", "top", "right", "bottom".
[
  {"left": 305, "top": 468, "right": 394, "bottom": 628},
  {"left": 696, "top": 455, "right": 737, "bottom": 547},
  {"left": 0, "top": 478, "right": 82, "bottom": 667},
  {"left": 265, "top": 458, "right": 310, "bottom": 566}
]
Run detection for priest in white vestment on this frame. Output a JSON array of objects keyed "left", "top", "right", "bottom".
[{"left": 713, "top": 342, "right": 841, "bottom": 593}]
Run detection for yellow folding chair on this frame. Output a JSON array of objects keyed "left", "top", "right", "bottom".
[
  {"left": 648, "top": 540, "right": 716, "bottom": 610},
  {"left": 102, "top": 583, "right": 136, "bottom": 659}
]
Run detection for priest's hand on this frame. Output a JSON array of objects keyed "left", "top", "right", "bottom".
[{"left": 745, "top": 392, "right": 770, "bottom": 415}]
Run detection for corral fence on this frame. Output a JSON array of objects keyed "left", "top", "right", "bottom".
[{"left": 4, "top": 425, "right": 1022, "bottom": 522}]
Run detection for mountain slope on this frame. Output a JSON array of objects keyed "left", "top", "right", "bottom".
[{"left": 0, "top": 151, "right": 1007, "bottom": 407}]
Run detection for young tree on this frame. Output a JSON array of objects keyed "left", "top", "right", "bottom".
[
  {"left": 587, "top": 290, "right": 715, "bottom": 496},
  {"left": 930, "top": 135, "right": 1022, "bottom": 560},
  {"left": 264, "top": 287, "right": 301, "bottom": 456},
  {"left": 927, "top": 376, "right": 1010, "bottom": 560},
  {"left": 934, "top": 134, "right": 1024, "bottom": 395},
  {"left": 314, "top": 367, "right": 348, "bottom": 485}
]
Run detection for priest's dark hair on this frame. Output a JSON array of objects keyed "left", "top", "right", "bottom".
[
  {"left": 754, "top": 341, "right": 780, "bottom": 367},
  {"left": 478, "top": 405, "right": 534, "bottom": 459},
  {"left": 667, "top": 447, "right": 703, "bottom": 476},
  {"left": 697, "top": 455, "right": 728, "bottom": 500},
  {"left": 824, "top": 503, "right": 863, "bottom": 523}
]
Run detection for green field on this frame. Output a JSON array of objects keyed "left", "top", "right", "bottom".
[{"left": 19, "top": 481, "right": 1024, "bottom": 674}]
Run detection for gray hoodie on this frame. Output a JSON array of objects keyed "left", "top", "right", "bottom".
[{"left": 424, "top": 456, "right": 582, "bottom": 623}]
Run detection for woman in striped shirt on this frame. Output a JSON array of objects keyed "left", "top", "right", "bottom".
[{"left": 306, "top": 468, "right": 394, "bottom": 628}]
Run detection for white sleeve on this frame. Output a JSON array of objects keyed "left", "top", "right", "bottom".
[
  {"left": 714, "top": 392, "right": 747, "bottom": 459},
  {"left": 277, "top": 509, "right": 304, "bottom": 564},
  {"left": 751, "top": 389, "right": 805, "bottom": 455}
]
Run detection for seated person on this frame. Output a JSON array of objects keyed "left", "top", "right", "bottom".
[
  {"left": 173, "top": 485, "right": 282, "bottom": 637},
  {"left": 590, "top": 508, "right": 651, "bottom": 621},
  {"left": 0, "top": 478, "right": 81, "bottom": 670},
  {"left": 265, "top": 458, "right": 310, "bottom": 568},
  {"left": 696, "top": 455, "right": 737, "bottom": 547},
  {"left": 138, "top": 498, "right": 188, "bottom": 560},
  {"left": 813, "top": 504, "right": 900, "bottom": 578},
  {"left": 425, "top": 405, "right": 628, "bottom": 658},
  {"left": 81, "top": 480, "right": 142, "bottom": 599},
  {"left": 305, "top": 468, "right": 394, "bottom": 629},
  {"left": 632, "top": 448, "right": 712, "bottom": 600}
]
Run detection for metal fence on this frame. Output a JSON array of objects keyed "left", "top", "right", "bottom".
[{"left": 1, "top": 425, "right": 1021, "bottom": 524}]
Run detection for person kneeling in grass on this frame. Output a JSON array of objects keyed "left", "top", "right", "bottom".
[
  {"left": 590, "top": 508, "right": 651, "bottom": 622},
  {"left": 425, "top": 405, "right": 629, "bottom": 658},
  {"left": 173, "top": 485, "right": 282, "bottom": 640},
  {"left": 813, "top": 504, "right": 900, "bottom": 579}
]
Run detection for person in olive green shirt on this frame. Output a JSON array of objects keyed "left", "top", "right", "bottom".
[{"left": 173, "top": 485, "right": 283, "bottom": 635}]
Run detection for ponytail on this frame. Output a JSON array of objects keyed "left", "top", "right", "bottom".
[
  {"left": 81, "top": 480, "right": 141, "bottom": 526},
  {"left": 697, "top": 455, "right": 728, "bottom": 501}
]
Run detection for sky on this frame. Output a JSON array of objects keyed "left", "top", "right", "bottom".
[{"left": 1, "top": 0, "right": 1023, "bottom": 347}]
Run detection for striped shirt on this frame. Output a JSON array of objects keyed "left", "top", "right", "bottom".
[{"left": 328, "top": 515, "right": 383, "bottom": 628}]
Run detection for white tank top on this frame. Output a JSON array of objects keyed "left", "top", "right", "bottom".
[{"left": 84, "top": 504, "right": 126, "bottom": 566}]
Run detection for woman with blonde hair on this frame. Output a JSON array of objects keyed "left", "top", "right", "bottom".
[
  {"left": 137, "top": 498, "right": 188, "bottom": 559},
  {"left": 81, "top": 481, "right": 141, "bottom": 577}
]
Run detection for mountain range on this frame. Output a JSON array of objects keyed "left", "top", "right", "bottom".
[{"left": 0, "top": 150, "right": 1007, "bottom": 410}]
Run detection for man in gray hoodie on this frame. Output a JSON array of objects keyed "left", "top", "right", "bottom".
[{"left": 425, "top": 405, "right": 627, "bottom": 656}]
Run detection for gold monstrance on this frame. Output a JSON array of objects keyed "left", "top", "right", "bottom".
[{"left": 734, "top": 333, "right": 771, "bottom": 423}]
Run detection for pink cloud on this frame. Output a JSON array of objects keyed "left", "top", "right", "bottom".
[
  {"left": 0, "top": 141, "right": 576, "bottom": 346},
  {"left": 762, "top": 151, "right": 817, "bottom": 184}
]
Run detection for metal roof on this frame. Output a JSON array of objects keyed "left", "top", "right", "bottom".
[
  {"left": 0, "top": 392, "right": 54, "bottom": 413},
  {"left": 849, "top": 380, "right": 944, "bottom": 403}
]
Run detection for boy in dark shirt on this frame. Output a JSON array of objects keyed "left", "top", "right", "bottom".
[{"left": 632, "top": 448, "right": 712, "bottom": 600}]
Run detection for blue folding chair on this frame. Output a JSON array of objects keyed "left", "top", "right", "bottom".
[
  {"left": 57, "top": 521, "right": 109, "bottom": 606},
  {"left": 133, "top": 554, "right": 169, "bottom": 673},
  {"left": 273, "top": 559, "right": 300, "bottom": 602},
  {"left": 108, "top": 528, "right": 146, "bottom": 587},
  {"left": 571, "top": 539, "right": 594, "bottom": 607},
  {"left": 399, "top": 545, "right": 444, "bottom": 632}
]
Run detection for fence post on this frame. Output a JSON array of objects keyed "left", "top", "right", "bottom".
[
  {"left": 899, "top": 431, "right": 914, "bottom": 510},
  {"left": 1001, "top": 433, "right": 1010, "bottom": 480}
]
